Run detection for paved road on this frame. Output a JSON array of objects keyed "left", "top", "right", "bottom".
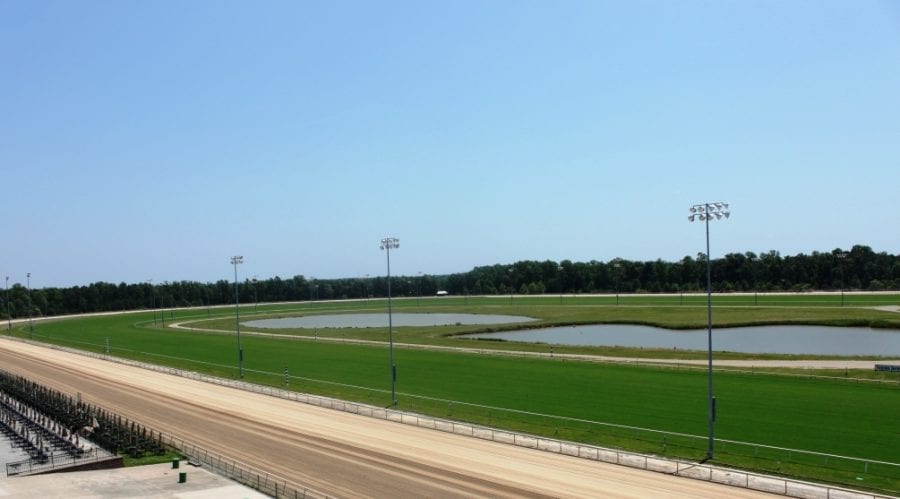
[{"left": 0, "top": 339, "right": 776, "bottom": 498}]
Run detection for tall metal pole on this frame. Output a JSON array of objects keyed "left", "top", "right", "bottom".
[
  {"left": 837, "top": 252, "right": 848, "bottom": 306},
  {"left": 231, "top": 256, "right": 244, "bottom": 378},
  {"left": 380, "top": 237, "right": 399, "bottom": 406},
  {"left": 613, "top": 261, "right": 621, "bottom": 305},
  {"left": 704, "top": 210, "right": 713, "bottom": 460},
  {"left": 253, "top": 275, "right": 259, "bottom": 312},
  {"left": 147, "top": 279, "right": 156, "bottom": 325},
  {"left": 750, "top": 257, "right": 760, "bottom": 305},
  {"left": 5, "top": 276, "right": 10, "bottom": 333},
  {"left": 26, "top": 272, "right": 32, "bottom": 338},
  {"left": 508, "top": 268, "right": 514, "bottom": 305},
  {"left": 558, "top": 264, "right": 563, "bottom": 304},
  {"left": 689, "top": 201, "right": 729, "bottom": 461}
]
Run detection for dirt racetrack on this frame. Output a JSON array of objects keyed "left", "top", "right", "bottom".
[{"left": 0, "top": 339, "right": 776, "bottom": 498}]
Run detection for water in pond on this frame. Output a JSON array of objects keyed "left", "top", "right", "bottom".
[
  {"left": 463, "top": 325, "right": 900, "bottom": 356},
  {"left": 244, "top": 313, "right": 536, "bottom": 329}
]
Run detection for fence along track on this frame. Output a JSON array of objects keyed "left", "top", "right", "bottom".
[{"left": 163, "top": 432, "right": 329, "bottom": 498}]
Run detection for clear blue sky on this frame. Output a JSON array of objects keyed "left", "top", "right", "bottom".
[{"left": 2, "top": 1, "right": 899, "bottom": 288}]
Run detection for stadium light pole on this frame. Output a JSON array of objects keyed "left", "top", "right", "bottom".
[
  {"left": 612, "top": 261, "right": 622, "bottom": 305},
  {"left": 417, "top": 271, "right": 422, "bottom": 307},
  {"left": 837, "top": 251, "right": 848, "bottom": 306},
  {"left": 558, "top": 264, "right": 563, "bottom": 304},
  {"left": 380, "top": 237, "right": 399, "bottom": 406},
  {"left": 147, "top": 279, "right": 156, "bottom": 325},
  {"left": 688, "top": 201, "right": 730, "bottom": 461},
  {"left": 750, "top": 257, "right": 761, "bottom": 305},
  {"left": 160, "top": 284, "right": 166, "bottom": 327},
  {"left": 26, "top": 272, "right": 33, "bottom": 338},
  {"left": 252, "top": 275, "right": 259, "bottom": 312},
  {"left": 231, "top": 256, "right": 244, "bottom": 378},
  {"left": 5, "top": 276, "right": 10, "bottom": 333}
]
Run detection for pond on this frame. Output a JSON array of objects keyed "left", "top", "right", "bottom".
[
  {"left": 244, "top": 313, "right": 537, "bottom": 329},
  {"left": 462, "top": 325, "right": 900, "bottom": 356}
]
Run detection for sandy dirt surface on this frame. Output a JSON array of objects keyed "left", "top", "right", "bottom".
[{"left": 0, "top": 339, "right": 778, "bottom": 498}]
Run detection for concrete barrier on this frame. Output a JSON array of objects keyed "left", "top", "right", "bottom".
[
  {"left": 597, "top": 449, "right": 619, "bottom": 464},
  {"left": 560, "top": 443, "right": 580, "bottom": 457},
  {"left": 537, "top": 439, "right": 561, "bottom": 453},
  {"left": 784, "top": 482, "right": 828, "bottom": 499},
  {"left": 434, "top": 420, "right": 454, "bottom": 433},
  {"left": 515, "top": 435, "right": 538, "bottom": 449},
  {"left": 493, "top": 431, "right": 515, "bottom": 445},
  {"left": 710, "top": 468, "right": 748, "bottom": 488},
  {"left": 452, "top": 423, "right": 473, "bottom": 437},
  {"left": 827, "top": 490, "right": 880, "bottom": 499},
  {"left": 473, "top": 427, "right": 493, "bottom": 440},
  {"left": 748, "top": 475, "right": 787, "bottom": 495},
  {"left": 578, "top": 447, "right": 598, "bottom": 460},
  {"left": 618, "top": 454, "right": 647, "bottom": 469},
  {"left": 677, "top": 463, "right": 712, "bottom": 481},
  {"left": 646, "top": 457, "right": 677, "bottom": 474}
]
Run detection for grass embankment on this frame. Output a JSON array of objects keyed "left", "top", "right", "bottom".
[{"left": 8, "top": 295, "right": 900, "bottom": 493}]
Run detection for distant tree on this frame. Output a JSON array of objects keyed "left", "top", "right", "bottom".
[{"left": 4, "top": 246, "right": 897, "bottom": 319}]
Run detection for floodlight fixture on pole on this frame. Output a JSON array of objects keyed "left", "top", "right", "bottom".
[
  {"left": 5, "top": 276, "right": 10, "bottom": 333},
  {"left": 688, "top": 201, "right": 730, "bottom": 461},
  {"left": 26, "top": 272, "right": 32, "bottom": 338},
  {"left": 231, "top": 255, "right": 245, "bottom": 378},
  {"left": 380, "top": 237, "right": 399, "bottom": 406}
]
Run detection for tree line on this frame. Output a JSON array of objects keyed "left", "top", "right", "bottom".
[{"left": 2, "top": 245, "right": 897, "bottom": 320}]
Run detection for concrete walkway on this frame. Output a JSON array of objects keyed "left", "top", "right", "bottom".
[{"left": 0, "top": 462, "right": 268, "bottom": 498}]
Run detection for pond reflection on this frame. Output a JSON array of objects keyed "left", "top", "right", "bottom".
[{"left": 463, "top": 325, "right": 900, "bottom": 356}]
